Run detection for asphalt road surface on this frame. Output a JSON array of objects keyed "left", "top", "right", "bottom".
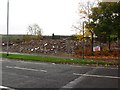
[{"left": 1, "top": 58, "right": 120, "bottom": 89}]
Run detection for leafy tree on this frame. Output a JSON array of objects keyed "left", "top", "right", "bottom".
[{"left": 87, "top": 2, "right": 120, "bottom": 51}]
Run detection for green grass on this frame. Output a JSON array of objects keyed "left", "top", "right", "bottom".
[{"left": 0, "top": 53, "right": 119, "bottom": 66}]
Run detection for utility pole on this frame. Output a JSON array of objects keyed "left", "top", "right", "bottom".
[{"left": 7, "top": 0, "right": 9, "bottom": 56}]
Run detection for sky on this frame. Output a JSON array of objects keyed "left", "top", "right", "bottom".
[{"left": 0, "top": 0, "right": 96, "bottom": 35}]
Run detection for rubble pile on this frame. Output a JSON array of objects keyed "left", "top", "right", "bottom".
[{"left": 2, "top": 39, "right": 85, "bottom": 56}]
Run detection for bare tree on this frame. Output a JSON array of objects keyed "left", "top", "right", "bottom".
[
  {"left": 72, "top": 0, "right": 100, "bottom": 36},
  {"left": 26, "top": 24, "right": 42, "bottom": 40},
  {"left": 77, "top": 0, "right": 101, "bottom": 55},
  {"left": 27, "top": 24, "right": 42, "bottom": 36}
]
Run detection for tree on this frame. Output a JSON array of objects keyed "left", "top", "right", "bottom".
[
  {"left": 88, "top": 2, "right": 120, "bottom": 51},
  {"left": 77, "top": 0, "right": 100, "bottom": 55},
  {"left": 27, "top": 24, "right": 42, "bottom": 40},
  {"left": 27, "top": 24, "right": 42, "bottom": 36}
]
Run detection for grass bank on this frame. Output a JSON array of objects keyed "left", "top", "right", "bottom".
[{"left": 0, "top": 53, "right": 119, "bottom": 66}]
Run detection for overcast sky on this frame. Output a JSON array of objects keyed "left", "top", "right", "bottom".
[{"left": 0, "top": 0, "right": 97, "bottom": 35}]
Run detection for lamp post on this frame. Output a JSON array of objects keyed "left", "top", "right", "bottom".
[
  {"left": 82, "top": 21, "right": 85, "bottom": 59},
  {"left": 7, "top": 0, "right": 9, "bottom": 56}
]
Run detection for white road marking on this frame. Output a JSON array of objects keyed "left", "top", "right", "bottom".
[
  {"left": 70, "top": 65, "right": 83, "bottom": 68},
  {"left": 73, "top": 73, "right": 120, "bottom": 79},
  {"left": 17, "top": 61, "right": 48, "bottom": 65},
  {"left": 6, "top": 66, "right": 47, "bottom": 73},
  {"left": 40, "top": 70, "right": 47, "bottom": 73},
  {"left": 70, "top": 65, "right": 118, "bottom": 70},
  {"left": 60, "top": 68, "right": 97, "bottom": 89},
  {"left": 52, "top": 63, "right": 56, "bottom": 65},
  {"left": 0, "top": 86, "right": 15, "bottom": 90},
  {"left": 60, "top": 75, "right": 84, "bottom": 88},
  {"left": 60, "top": 67, "right": 119, "bottom": 89},
  {"left": 0, "top": 86, "right": 8, "bottom": 89}
]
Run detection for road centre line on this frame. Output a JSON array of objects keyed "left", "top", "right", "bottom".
[
  {"left": 6, "top": 66, "right": 47, "bottom": 73},
  {"left": 73, "top": 73, "right": 120, "bottom": 79}
]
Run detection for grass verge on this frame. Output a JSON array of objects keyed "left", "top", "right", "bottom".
[{"left": 0, "top": 53, "right": 119, "bottom": 66}]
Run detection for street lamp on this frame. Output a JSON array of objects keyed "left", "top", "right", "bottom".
[
  {"left": 7, "top": 0, "right": 9, "bottom": 56},
  {"left": 82, "top": 21, "right": 85, "bottom": 59}
]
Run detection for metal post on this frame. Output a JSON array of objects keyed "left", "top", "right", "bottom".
[
  {"left": 82, "top": 21, "right": 84, "bottom": 59},
  {"left": 7, "top": 0, "right": 9, "bottom": 56}
]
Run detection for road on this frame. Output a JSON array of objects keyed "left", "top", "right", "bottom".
[{"left": 1, "top": 58, "right": 120, "bottom": 89}]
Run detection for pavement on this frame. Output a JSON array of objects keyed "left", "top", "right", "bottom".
[{"left": 1, "top": 58, "right": 120, "bottom": 89}]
